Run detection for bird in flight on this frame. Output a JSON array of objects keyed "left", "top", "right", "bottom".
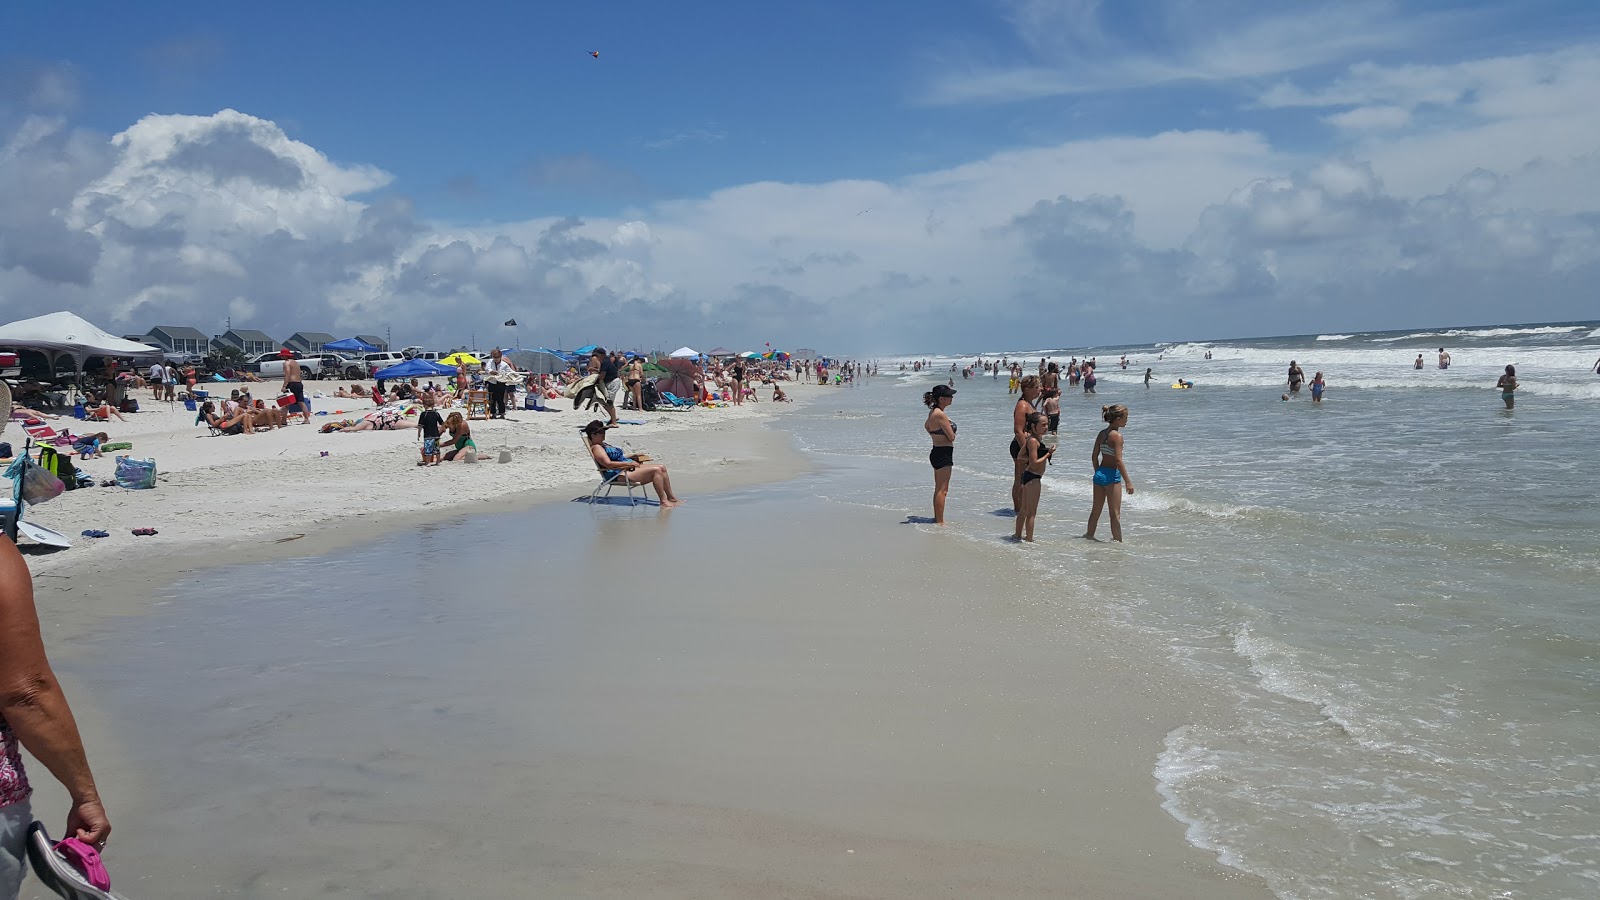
[{"left": 590, "top": 50, "right": 600, "bottom": 59}]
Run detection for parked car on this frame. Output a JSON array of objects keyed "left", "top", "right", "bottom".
[
  {"left": 250, "top": 351, "right": 329, "bottom": 379},
  {"left": 362, "top": 351, "right": 408, "bottom": 376},
  {"left": 0, "top": 350, "right": 20, "bottom": 381},
  {"left": 314, "top": 353, "right": 368, "bottom": 381}
]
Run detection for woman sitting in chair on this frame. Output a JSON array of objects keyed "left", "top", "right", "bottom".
[
  {"left": 583, "top": 420, "right": 681, "bottom": 507},
  {"left": 86, "top": 394, "right": 127, "bottom": 422},
  {"left": 199, "top": 400, "right": 253, "bottom": 435}
]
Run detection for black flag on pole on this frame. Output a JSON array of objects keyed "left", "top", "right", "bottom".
[{"left": 503, "top": 319, "right": 517, "bottom": 326}]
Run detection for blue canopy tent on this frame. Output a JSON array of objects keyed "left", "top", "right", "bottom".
[
  {"left": 325, "top": 336, "right": 380, "bottom": 353},
  {"left": 573, "top": 344, "right": 598, "bottom": 356},
  {"left": 374, "top": 358, "right": 456, "bottom": 380}
]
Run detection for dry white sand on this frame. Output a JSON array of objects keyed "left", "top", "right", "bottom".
[{"left": 9, "top": 380, "right": 801, "bottom": 576}]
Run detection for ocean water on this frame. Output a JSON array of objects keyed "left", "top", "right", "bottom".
[{"left": 789, "top": 321, "right": 1600, "bottom": 898}]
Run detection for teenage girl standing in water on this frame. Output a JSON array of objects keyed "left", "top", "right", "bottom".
[
  {"left": 924, "top": 384, "right": 957, "bottom": 524},
  {"left": 1014, "top": 412, "right": 1054, "bottom": 542},
  {"left": 1085, "top": 404, "right": 1134, "bottom": 542},
  {"left": 1010, "top": 376, "right": 1041, "bottom": 515}
]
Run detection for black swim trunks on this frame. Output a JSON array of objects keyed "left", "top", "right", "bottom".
[
  {"left": 287, "top": 381, "right": 306, "bottom": 408},
  {"left": 930, "top": 445, "right": 953, "bottom": 470},
  {"left": 1047, "top": 413, "right": 1060, "bottom": 433}
]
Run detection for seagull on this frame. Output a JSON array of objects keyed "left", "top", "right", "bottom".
[
  {"left": 590, "top": 50, "right": 600, "bottom": 59},
  {"left": 855, "top": 208, "right": 871, "bottom": 216}
]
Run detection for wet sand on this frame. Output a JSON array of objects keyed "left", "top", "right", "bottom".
[{"left": 21, "top": 421, "right": 1269, "bottom": 898}]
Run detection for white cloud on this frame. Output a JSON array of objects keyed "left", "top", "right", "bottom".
[
  {"left": 918, "top": 0, "right": 1442, "bottom": 105},
  {"left": 2, "top": 95, "right": 1599, "bottom": 353},
  {"left": 1324, "top": 105, "right": 1412, "bottom": 130}
]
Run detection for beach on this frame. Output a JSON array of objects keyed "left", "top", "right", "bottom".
[
  {"left": 13, "top": 320, "right": 1600, "bottom": 899},
  {"left": 11, "top": 377, "right": 1273, "bottom": 899},
  {"left": 13, "top": 382, "right": 786, "bottom": 579}
]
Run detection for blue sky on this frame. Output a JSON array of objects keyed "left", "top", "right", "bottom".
[{"left": 4, "top": 0, "right": 1600, "bottom": 353}]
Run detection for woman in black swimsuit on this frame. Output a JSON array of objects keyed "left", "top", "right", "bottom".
[
  {"left": 1014, "top": 411, "right": 1053, "bottom": 542},
  {"left": 1011, "top": 375, "right": 1041, "bottom": 515},
  {"left": 925, "top": 384, "right": 957, "bottom": 525}
]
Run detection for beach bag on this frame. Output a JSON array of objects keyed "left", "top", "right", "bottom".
[
  {"left": 114, "top": 456, "right": 157, "bottom": 490},
  {"left": 9, "top": 459, "right": 64, "bottom": 505},
  {"left": 37, "top": 446, "right": 78, "bottom": 492},
  {"left": 119, "top": 398, "right": 139, "bottom": 413}
]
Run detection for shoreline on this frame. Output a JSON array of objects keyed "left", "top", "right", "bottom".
[{"left": 18, "top": 378, "right": 1273, "bottom": 899}]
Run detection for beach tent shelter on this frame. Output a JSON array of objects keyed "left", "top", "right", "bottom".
[
  {"left": 504, "top": 349, "right": 566, "bottom": 375},
  {"left": 573, "top": 344, "right": 598, "bottom": 356},
  {"left": 324, "top": 336, "right": 381, "bottom": 353},
  {"left": 0, "top": 311, "right": 163, "bottom": 385},
  {"left": 669, "top": 346, "right": 701, "bottom": 359},
  {"left": 707, "top": 346, "right": 734, "bottom": 358}
]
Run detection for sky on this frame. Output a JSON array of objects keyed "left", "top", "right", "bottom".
[{"left": 3, "top": 0, "right": 1600, "bottom": 355}]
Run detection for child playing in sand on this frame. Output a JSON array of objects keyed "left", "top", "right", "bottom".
[
  {"left": 1014, "top": 412, "right": 1053, "bottom": 543},
  {"left": 416, "top": 394, "right": 443, "bottom": 466}
]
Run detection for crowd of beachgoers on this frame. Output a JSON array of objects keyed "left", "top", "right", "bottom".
[{"left": 2, "top": 347, "right": 870, "bottom": 563}]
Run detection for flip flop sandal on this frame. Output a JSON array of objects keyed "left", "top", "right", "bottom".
[
  {"left": 80, "top": 530, "right": 110, "bottom": 539},
  {"left": 26, "top": 822, "right": 124, "bottom": 899},
  {"left": 130, "top": 528, "right": 158, "bottom": 536}
]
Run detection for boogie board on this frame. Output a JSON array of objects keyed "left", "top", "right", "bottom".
[
  {"left": 27, "top": 821, "right": 127, "bottom": 899},
  {"left": 17, "top": 519, "right": 72, "bottom": 548},
  {"left": 1170, "top": 383, "right": 1193, "bottom": 389}
]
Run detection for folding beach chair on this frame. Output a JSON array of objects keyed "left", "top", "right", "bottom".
[{"left": 580, "top": 434, "right": 654, "bottom": 505}]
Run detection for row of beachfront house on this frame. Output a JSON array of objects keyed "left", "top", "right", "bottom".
[{"left": 125, "top": 327, "right": 390, "bottom": 358}]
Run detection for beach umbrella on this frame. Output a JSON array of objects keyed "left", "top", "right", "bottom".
[
  {"left": 374, "top": 358, "right": 456, "bottom": 380},
  {"left": 669, "top": 346, "right": 700, "bottom": 359},
  {"left": 573, "top": 344, "right": 598, "bottom": 356},
  {"left": 739, "top": 351, "right": 760, "bottom": 359},
  {"left": 439, "top": 352, "right": 481, "bottom": 366}
]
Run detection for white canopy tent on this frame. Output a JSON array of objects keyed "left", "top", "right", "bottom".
[
  {"left": 0, "top": 311, "right": 163, "bottom": 385},
  {"left": 668, "top": 346, "right": 701, "bottom": 359}
]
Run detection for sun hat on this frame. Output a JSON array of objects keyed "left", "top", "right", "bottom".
[{"left": 279, "top": 348, "right": 294, "bottom": 358}]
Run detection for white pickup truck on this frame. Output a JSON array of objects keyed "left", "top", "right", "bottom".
[{"left": 248, "top": 350, "right": 358, "bottom": 377}]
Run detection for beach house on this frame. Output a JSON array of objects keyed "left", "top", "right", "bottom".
[
  {"left": 142, "top": 325, "right": 210, "bottom": 356},
  {"left": 284, "top": 331, "right": 336, "bottom": 354},
  {"left": 212, "top": 329, "right": 280, "bottom": 356},
  {"left": 356, "top": 334, "right": 389, "bottom": 352}
]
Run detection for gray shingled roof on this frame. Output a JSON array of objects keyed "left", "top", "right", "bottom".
[{"left": 149, "top": 325, "right": 208, "bottom": 341}]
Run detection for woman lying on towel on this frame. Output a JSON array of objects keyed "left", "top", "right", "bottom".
[
  {"left": 583, "top": 419, "right": 681, "bottom": 507},
  {"left": 200, "top": 401, "right": 255, "bottom": 435},
  {"left": 332, "top": 406, "right": 406, "bottom": 433}
]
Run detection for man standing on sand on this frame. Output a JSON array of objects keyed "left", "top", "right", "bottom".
[
  {"left": 148, "top": 360, "right": 165, "bottom": 401},
  {"left": 1438, "top": 348, "right": 1452, "bottom": 370},
  {"left": 280, "top": 349, "right": 311, "bottom": 425},
  {"left": 588, "top": 347, "right": 620, "bottom": 427}
]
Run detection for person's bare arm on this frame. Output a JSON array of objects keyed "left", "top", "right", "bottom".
[{"left": 0, "top": 537, "right": 110, "bottom": 846}]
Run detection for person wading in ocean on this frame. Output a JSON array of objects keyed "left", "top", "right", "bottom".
[{"left": 1010, "top": 375, "right": 1041, "bottom": 516}]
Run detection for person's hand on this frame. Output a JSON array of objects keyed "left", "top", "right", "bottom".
[
  {"left": 67, "top": 795, "right": 110, "bottom": 849},
  {"left": 1124, "top": 482, "right": 1135, "bottom": 496}
]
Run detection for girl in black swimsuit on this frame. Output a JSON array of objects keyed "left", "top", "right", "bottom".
[
  {"left": 924, "top": 384, "right": 957, "bottom": 525},
  {"left": 1014, "top": 412, "right": 1053, "bottom": 542}
]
